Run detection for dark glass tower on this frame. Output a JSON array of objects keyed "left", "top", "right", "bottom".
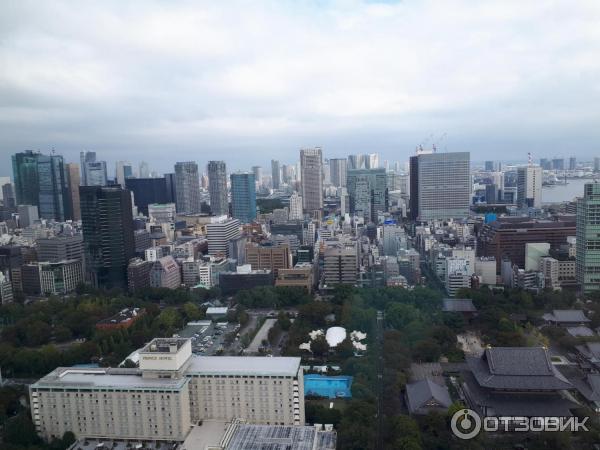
[
  {"left": 12, "top": 150, "right": 40, "bottom": 206},
  {"left": 80, "top": 186, "right": 135, "bottom": 289},
  {"left": 125, "top": 177, "right": 168, "bottom": 216}
]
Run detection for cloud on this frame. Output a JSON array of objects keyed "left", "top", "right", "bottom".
[{"left": 1, "top": 0, "right": 599, "bottom": 175}]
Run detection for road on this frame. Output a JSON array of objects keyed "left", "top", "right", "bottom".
[
  {"left": 246, "top": 318, "right": 277, "bottom": 353},
  {"left": 376, "top": 310, "right": 384, "bottom": 450}
]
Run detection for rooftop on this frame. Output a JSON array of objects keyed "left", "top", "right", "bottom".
[
  {"left": 442, "top": 298, "right": 477, "bottom": 313},
  {"left": 141, "top": 338, "right": 188, "bottom": 353},
  {"left": 405, "top": 378, "right": 452, "bottom": 413},
  {"left": 187, "top": 356, "right": 301, "bottom": 377},
  {"left": 542, "top": 309, "right": 590, "bottom": 323},
  {"left": 31, "top": 368, "right": 188, "bottom": 391}
]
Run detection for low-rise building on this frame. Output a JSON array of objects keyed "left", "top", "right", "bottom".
[
  {"left": 96, "top": 308, "right": 145, "bottom": 330},
  {"left": 150, "top": 255, "right": 181, "bottom": 289},
  {"left": 39, "top": 259, "right": 84, "bottom": 295},
  {"left": 275, "top": 263, "right": 314, "bottom": 292}
]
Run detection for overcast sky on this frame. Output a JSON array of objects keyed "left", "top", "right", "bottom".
[{"left": 1, "top": 0, "right": 600, "bottom": 177}]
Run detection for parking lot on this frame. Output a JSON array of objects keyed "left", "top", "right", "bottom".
[{"left": 176, "top": 321, "right": 240, "bottom": 356}]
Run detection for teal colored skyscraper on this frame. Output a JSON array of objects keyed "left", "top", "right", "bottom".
[
  {"left": 577, "top": 183, "right": 600, "bottom": 293},
  {"left": 230, "top": 172, "right": 256, "bottom": 223},
  {"left": 12, "top": 150, "right": 69, "bottom": 221}
]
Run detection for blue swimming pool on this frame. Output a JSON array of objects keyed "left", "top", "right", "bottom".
[{"left": 304, "top": 375, "right": 353, "bottom": 399}]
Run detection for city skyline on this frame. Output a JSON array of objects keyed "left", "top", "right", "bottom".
[{"left": 2, "top": 1, "right": 600, "bottom": 175}]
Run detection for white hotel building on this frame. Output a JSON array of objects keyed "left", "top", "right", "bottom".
[{"left": 30, "top": 338, "right": 304, "bottom": 442}]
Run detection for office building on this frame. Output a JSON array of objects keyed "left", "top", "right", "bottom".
[
  {"left": 517, "top": 166, "right": 542, "bottom": 208},
  {"left": 37, "top": 235, "right": 84, "bottom": 263},
  {"left": 175, "top": 162, "right": 202, "bottom": 214},
  {"left": 30, "top": 338, "right": 304, "bottom": 442},
  {"left": 552, "top": 158, "right": 564, "bottom": 171},
  {"left": 125, "top": 177, "right": 168, "bottom": 216},
  {"left": 347, "top": 154, "right": 364, "bottom": 170},
  {"left": 207, "top": 218, "right": 241, "bottom": 257},
  {"left": 219, "top": 266, "right": 274, "bottom": 294},
  {"left": 539, "top": 158, "right": 551, "bottom": 170},
  {"left": 39, "top": 259, "right": 84, "bottom": 295},
  {"left": 346, "top": 168, "right": 388, "bottom": 222},
  {"left": 569, "top": 157, "right": 577, "bottom": 171},
  {"left": 478, "top": 217, "right": 576, "bottom": 273},
  {"left": 206, "top": 160, "right": 228, "bottom": 215},
  {"left": 409, "top": 151, "right": 470, "bottom": 221},
  {"left": 12, "top": 151, "right": 69, "bottom": 221},
  {"left": 322, "top": 240, "right": 358, "bottom": 287},
  {"left": 139, "top": 161, "right": 150, "bottom": 178},
  {"left": 329, "top": 158, "right": 347, "bottom": 188},
  {"left": 245, "top": 242, "right": 292, "bottom": 276},
  {"left": 65, "top": 163, "right": 81, "bottom": 220},
  {"left": 271, "top": 160, "right": 281, "bottom": 189},
  {"left": 275, "top": 263, "right": 314, "bottom": 292},
  {"left": 230, "top": 172, "right": 257, "bottom": 223},
  {"left": 577, "top": 183, "right": 600, "bottom": 293},
  {"left": 80, "top": 186, "right": 135, "bottom": 289},
  {"left": 80, "top": 151, "right": 108, "bottom": 186},
  {"left": 484, "top": 161, "right": 495, "bottom": 171},
  {"left": 2, "top": 182, "right": 16, "bottom": 210},
  {"left": 150, "top": 255, "right": 181, "bottom": 289},
  {"left": 0, "top": 272, "right": 13, "bottom": 304},
  {"left": 164, "top": 172, "right": 177, "bottom": 203},
  {"left": 251, "top": 166, "right": 262, "bottom": 187},
  {"left": 115, "top": 161, "right": 134, "bottom": 187},
  {"left": 18, "top": 204, "right": 39, "bottom": 228},
  {"left": 595, "top": 158, "right": 600, "bottom": 173},
  {"left": 127, "top": 258, "right": 153, "bottom": 292},
  {"left": 289, "top": 192, "right": 303, "bottom": 220},
  {"left": 300, "top": 148, "right": 323, "bottom": 213}
]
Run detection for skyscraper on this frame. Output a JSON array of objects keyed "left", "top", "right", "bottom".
[
  {"left": 230, "top": 172, "right": 256, "bottom": 223},
  {"left": 577, "top": 183, "right": 600, "bottom": 293},
  {"left": 551, "top": 158, "right": 564, "bottom": 171},
  {"left": 329, "top": 158, "right": 347, "bottom": 188},
  {"left": 347, "top": 168, "right": 388, "bottom": 222},
  {"left": 207, "top": 218, "right": 241, "bottom": 256},
  {"left": 175, "top": 162, "right": 202, "bottom": 214},
  {"left": 484, "top": 161, "right": 495, "bottom": 171},
  {"left": 568, "top": 157, "right": 576, "bottom": 171},
  {"left": 164, "top": 173, "right": 177, "bottom": 203},
  {"left": 366, "top": 153, "right": 379, "bottom": 169},
  {"left": 207, "top": 160, "right": 228, "bottom": 216},
  {"left": 251, "top": 166, "right": 262, "bottom": 187},
  {"left": 12, "top": 150, "right": 40, "bottom": 206},
  {"left": 12, "top": 151, "right": 69, "bottom": 221},
  {"left": 300, "top": 148, "right": 323, "bottom": 213},
  {"left": 409, "top": 151, "right": 470, "bottom": 221},
  {"left": 80, "top": 186, "right": 135, "bottom": 289},
  {"left": 517, "top": 166, "right": 542, "bottom": 208},
  {"left": 271, "top": 160, "right": 281, "bottom": 189},
  {"left": 2, "top": 183, "right": 16, "bottom": 210},
  {"left": 139, "top": 161, "right": 150, "bottom": 178},
  {"left": 115, "top": 161, "right": 134, "bottom": 186},
  {"left": 80, "top": 151, "right": 108, "bottom": 186},
  {"left": 347, "top": 154, "right": 365, "bottom": 170},
  {"left": 595, "top": 158, "right": 600, "bottom": 173},
  {"left": 65, "top": 163, "right": 81, "bottom": 221}
]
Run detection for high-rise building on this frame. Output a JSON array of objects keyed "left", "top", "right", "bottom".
[
  {"left": 329, "top": 158, "right": 347, "bottom": 188},
  {"left": 539, "top": 158, "right": 551, "bottom": 170},
  {"left": 366, "top": 153, "right": 379, "bottom": 169},
  {"left": 17, "top": 205, "right": 39, "bottom": 227},
  {"left": 207, "top": 218, "right": 241, "bottom": 257},
  {"left": 484, "top": 161, "right": 495, "bottom": 171},
  {"left": 577, "top": 183, "right": 600, "bottom": 293},
  {"left": 346, "top": 168, "right": 388, "bottom": 222},
  {"left": 1, "top": 183, "right": 16, "bottom": 210},
  {"left": 245, "top": 242, "right": 292, "bottom": 276},
  {"left": 595, "top": 158, "right": 600, "bottom": 173},
  {"left": 150, "top": 255, "right": 181, "bottom": 289},
  {"left": 80, "top": 151, "right": 108, "bottom": 186},
  {"left": 551, "top": 158, "right": 564, "bottom": 171},
  {"left": 517, "top": 166, "right": 542, "bottom": 208},
  {"left": 230, "top": 172, "right": 256, "bottom": 223},
  {"left": 175, "top": 162, "right": 202, "bottom": 214},
  {"left": 207, "top": 160, "right": 228, "bottom": 216},
  {"left": 300, "top": 148, "right": 323, "bottom": 213},
  {"left": 65, "top": 163, "right": 81, "bottom": 220},
  {"left": 139, "top": 161, "right": 150, "bottom": 178},
  {"left": 347, "top": 154, "right": 365, "bottom": 170},
  {"left": 271, "top": 160, "right": 281, "bottom": 189},
  {"left": 80, "top": 186, "right": 135, "bottom": 289},
  {"left": 115, "top": 161, "right": 134, "bottom": 186},
  {"left": 409, "top": 151, "right": 470, "bottom": 221},
  {"left": 125, "top": 177, "right": 168, "bottom": 216},
  {"left": 148, "top": 203, "right": 177, "bottom": 224},
  {"left": 251, "top": 166, "right": 262, "bottom": 187},
  {"left": 289, "top": 192, "right": 303, "bottom": 220},
  {"left": 569, "top": 157, "right": 577, "bottom": 171},
  {"left": 164, "top": 172, "right": 177, "bottom": 203},
  {"left": 323, "top": 239, "right": 358, "bottom": 286},
  {"left": 12, "top": 151, "right": 69, "bottom": 221}
]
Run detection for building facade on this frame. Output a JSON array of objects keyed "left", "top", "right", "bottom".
[
  {"left": 300, "top": 148, "right": 324, "bottom": 213},
  {"left": 208, "top": 160, "right": 229, "bottom": 216},
  {"left": 206, "top": 218, "right": 241, "bottom": 257},
  {"left": 577, "top": 183, "right": 600, "bottom": 293},
  {"left": 174, "top": 162, "right": 202, "bottom": 214},
  {"left": 230, "top": 172, "right": 257, "bottom": 223},
  {"left": 517, "top": 166, "right": 542, "bottom": 208}
]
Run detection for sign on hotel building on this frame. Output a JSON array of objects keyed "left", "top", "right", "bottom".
[{"left": 30, "top": 338, "right": 304, "bottom": 442}]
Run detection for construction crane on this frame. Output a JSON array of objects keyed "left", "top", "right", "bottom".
[{"left": 431, "top": 133, "right": 447, "bottom": 152}]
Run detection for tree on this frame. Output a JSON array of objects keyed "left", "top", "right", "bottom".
[
  {"left": 310, "top": 335, "right": 330, "bottom": 358},
  {"left": 183, "top": 302, "right": 203, "bottom": 321}
]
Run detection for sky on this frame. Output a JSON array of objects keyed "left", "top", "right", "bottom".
[{"left": 1, "top": 0, "right": 600, "bottom": 177}]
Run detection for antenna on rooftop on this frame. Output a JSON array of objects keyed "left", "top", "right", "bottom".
[{"left": 528, "top": 152, "right": 532, "bottom": 167}]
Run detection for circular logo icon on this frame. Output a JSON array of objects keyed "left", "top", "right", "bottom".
[{"left": 451, "top": 408, "right": 482, "bottom": 440}]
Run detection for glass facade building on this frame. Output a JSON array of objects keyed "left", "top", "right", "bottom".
[
  {"left": 230, "top": 172, "right": 256, "bottom": 223},
  {"left": 576, "top": 183, "right": 600, "bottom": 293}
]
